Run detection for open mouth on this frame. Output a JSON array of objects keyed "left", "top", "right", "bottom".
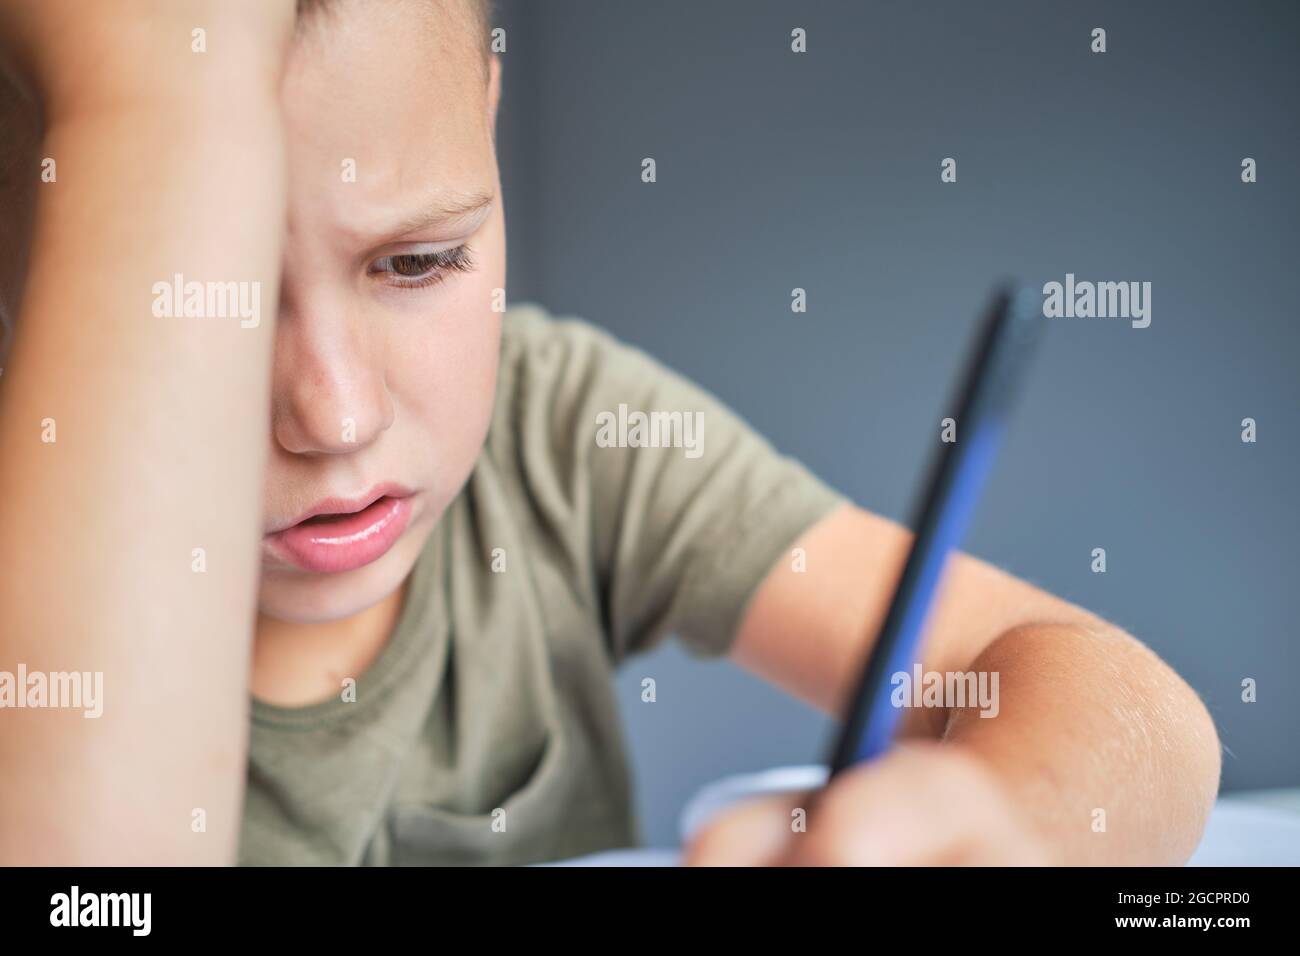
[{"left": 266, "top": 490, "right": 414, "bottom": 574}]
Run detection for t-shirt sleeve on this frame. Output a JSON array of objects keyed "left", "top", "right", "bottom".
[{"left": 493, "top": 304, "right": 848, "bottom": 663}]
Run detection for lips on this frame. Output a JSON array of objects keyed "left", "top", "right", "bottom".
[{"left": 266, "top": 487, "right": 414, "bottom": 574}]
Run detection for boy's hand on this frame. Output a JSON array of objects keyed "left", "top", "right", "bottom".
[
  {"left": 0, "top": 0, "right": 294, "bottom": 110},
  {"left": 683, "top": 742, "right": 1054, "bottom": 866}
]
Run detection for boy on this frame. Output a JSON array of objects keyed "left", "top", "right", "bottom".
[{"left": 0, "top": 0, "right": 1220, "bottom": 865}]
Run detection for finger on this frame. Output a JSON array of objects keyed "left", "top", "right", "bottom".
[
  {"left": 781, "top": 743, "right": 1043, "bottom": 866},
  {"left": 682, "top": 792, "right": 805, "bottom": 866}
]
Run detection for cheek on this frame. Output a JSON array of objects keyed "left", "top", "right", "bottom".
[{"left": 389, "top": 276, "right": 502, "bottom": 490}]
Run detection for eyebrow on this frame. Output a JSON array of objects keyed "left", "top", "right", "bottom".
[{"left": 385, "top": 189, "right": 496, "bottom": 239}]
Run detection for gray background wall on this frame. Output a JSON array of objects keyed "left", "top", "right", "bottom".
[{"left": 492, "top": 0, "right": 1300, "bottom": 846}]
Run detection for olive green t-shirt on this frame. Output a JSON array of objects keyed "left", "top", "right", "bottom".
[{"left": 239, "top": 302, "right": 845, "bottom": 866}]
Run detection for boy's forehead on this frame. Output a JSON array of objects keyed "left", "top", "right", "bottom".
[{"left": 282, "top": 0, "right": 491, "bottom": 232}]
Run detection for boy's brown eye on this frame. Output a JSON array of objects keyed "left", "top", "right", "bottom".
[
  {"left": 389, "top": 253, "right": 440, "bottom": 276},
  {"left": 370, "top": 245, "right": 476, "bottom": 288}
]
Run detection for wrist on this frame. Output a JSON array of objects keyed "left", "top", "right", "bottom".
[
  {"left": 46, "top": 52, "right": 283, "bottom": 128},
  {"left": 4, "top": 3, "right": 293, "bottom": 123}
]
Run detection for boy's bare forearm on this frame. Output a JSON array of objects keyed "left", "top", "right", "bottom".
[
  {"left": 944, "top": 621, "right": 1222, "bottom": 864},
  {"left": 732, "top": 508, "right": 1222, "bottom": 864},
  {"left": 0, "top": 11, "right": 290, "bottom": 863}
]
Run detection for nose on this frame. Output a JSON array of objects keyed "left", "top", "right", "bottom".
[{"left": 271, "top": 292, "right": 396, "bottom": 456}]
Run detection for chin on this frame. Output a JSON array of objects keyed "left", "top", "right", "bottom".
[{"left": 256, "top": 519, "right": 434, "bottom": 625}]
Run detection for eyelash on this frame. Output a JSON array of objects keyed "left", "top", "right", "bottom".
[{"left": 371, "top": 245, "right": 476, "bottom": 289}]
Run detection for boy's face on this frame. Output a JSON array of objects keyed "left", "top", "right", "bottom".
[{"left": 259, "top": 0, "right": 505, "bottom": 623}]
